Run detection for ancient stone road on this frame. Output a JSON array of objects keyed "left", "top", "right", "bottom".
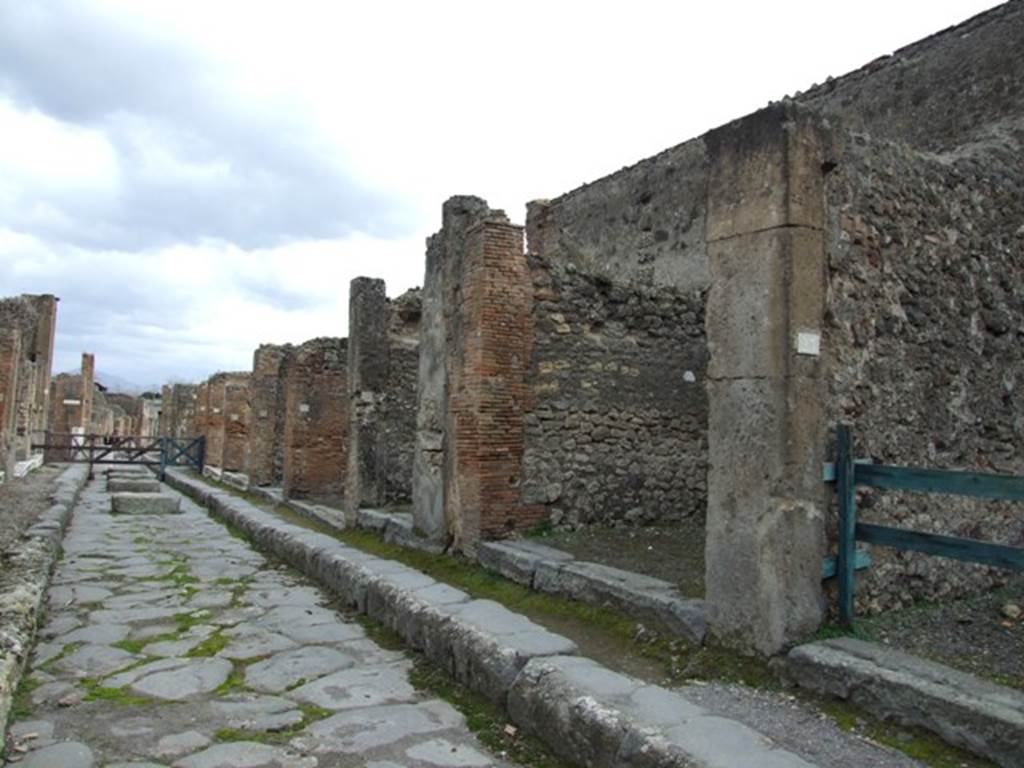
[{"left": 4, "top": 474, "right": 514, "bottom": 767}]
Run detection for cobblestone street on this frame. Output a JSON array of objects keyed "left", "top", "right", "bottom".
[{"left": 4, "top": 473, "right": 512, "bottom": 768}]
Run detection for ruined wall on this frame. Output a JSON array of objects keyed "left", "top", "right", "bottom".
[
  {"left": 106, "top": 393, "right": 142, "bottom": 433},
  {"left": 172, "top": 384, "right": 198, "bottom": 438},
  {"left": 414, "top": 196, "right": 491, "bottom": 542},
  {"left": 160, "top": 385, "right": 174, "bottom": 436},
  {"left": 824, "top": 125, "right": 1024, "bottom": 613},
  {"left": 0, "top": 294, "right": 58, "bottom": 469},
  {"left": 282, "top": 338, "right": 348, "bottom": 503},
  {"left": 0, "top": 330, "right": 22, "bottom": 478},
  {"left": 347, "top": 280, "right": 420, "bottom": 512},
  {"left": 798, "top": 1, "right": 1024, "bottom": 152},
  {"left": 413, "top": 197, "right": 545, "bottom": 550},
  {"left": 204, "top": 375, "right": 227, "bottom": 468},
  {"left": 193, "top": 381, "right": 210, "bottom": 458},
  {"left": 248, "top": 345, "right": 292, "bottom": 486},
  {"left": 521, "top": 138, "right": 710, "bottom": 527}
]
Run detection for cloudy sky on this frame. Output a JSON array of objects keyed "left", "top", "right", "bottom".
[{"left": 0, "top": 0, "right": 1002, "bottom": 390}]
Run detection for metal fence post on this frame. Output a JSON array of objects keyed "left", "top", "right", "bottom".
[{"left": 836, "top": 424, "right": 857, "bottom": 627}]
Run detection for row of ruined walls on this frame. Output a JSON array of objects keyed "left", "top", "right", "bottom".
[
  {"left": 165, "top": 282, "right": 421, "bottom": 513},
  {"left": 0, "top": 294, "right": 57, "bottom": 478},
  {"left": 160, "top": 1, "right": 1022, "bottom": 654}
]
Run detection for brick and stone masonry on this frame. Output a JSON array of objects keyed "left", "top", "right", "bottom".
[
  {"left": 413, "top": 200, "right": 544, "bottom": 552},
  {"left": 346, "top": 279, "right": 420, "bottom": 513},
  {"left": 0, "top": 294, "right": 58, "bottom": 475},
  {"left": 199, "top": 372, "right": 250, "bottom": 472},
  {"left": 47, "top": 353, "right": 96, "bottom": 460},
  {"left": 222, "top": 374, "right": 251, "bottom": 472},
  {"left": 247, "top": 344, "right": 293, "bottom": 486},
  {"left": 282, "top": 338, "right": 348, "bottom": 504}
]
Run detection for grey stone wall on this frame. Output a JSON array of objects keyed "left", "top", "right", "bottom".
[
  {"left": 521, "top": 138, "right": 710, "bottom": 528},
  {"left": 797, "top": 1, "right": 1024, "bottom": 151},
  {"left": 824, "top": 124, "right": 1024, "bottom": 612},
  {"left": 522, "top": 257, "right": 707, "bottom": 526}
]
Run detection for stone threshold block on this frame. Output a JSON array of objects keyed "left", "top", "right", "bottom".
[
  {"left": 509, "top": 655, "right": 814, "bottom": 768},
  {"left": 358, "top": 509, "right": 445, "bottom": 555},
  {"left": 479, "top": 540, "right": 707, "bottom": 645},
  {"left": 111, "top": 492, "right": 182, "bottom": 515},
  {"left": 107, "top": 478, "right": 161, "bottom": 493},
  {"left": 786, "top": 637, "right": 1024, "bottom": 767},
  {"left": 222, "top": 471, "right": 250, "bottom": 491}
]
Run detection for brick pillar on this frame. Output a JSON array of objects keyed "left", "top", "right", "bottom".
[
  {"left": 223, "top": 375, "right": 250, "bottom": 472},
  {"left": 449, "top": 214, "right": 542, "bottom": 551},
  {"left": 347, "top": 277, "right": 390, "bottom": 512},
  {"left": 282, "top": 339, "right": 348, "bottom": 502},
  {"left": 703, "top": 103, "right": 830, "bottom": 655},
  {"left": 413, "top": 196, "right": 491, "bottom": 542},
  {"left": 249, "top": 345, "right": 291, "bottom": 486}
]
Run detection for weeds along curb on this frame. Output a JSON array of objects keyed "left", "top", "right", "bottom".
[
  {"left": 164, "top": 468, "right": 817, "bottom": 768},
  {"left": 0, "top": 464, "right": 90, "bottom": 742}
]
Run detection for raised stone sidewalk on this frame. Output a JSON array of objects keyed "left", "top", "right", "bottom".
[
  {"left": 787, "top": 637, "right": 1024, "bottom": 768},
  {"left": 3, "top": 470, "right": 517, "bottom": 767},
  {"left": 0, "top": 464, "right": 89, "bottom": 736}
]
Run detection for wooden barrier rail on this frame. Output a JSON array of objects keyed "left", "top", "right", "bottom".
[{"left": 833, "top": 423, "right": 1024, "bottom": 626}]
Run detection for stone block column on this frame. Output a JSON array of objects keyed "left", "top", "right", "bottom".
[
  {"left": 347, "top": 277, "right": 390, "bottom": 512},
  {"left": 80, "top": 353, "right": 95, "bottom": 433},
  {"left": 703, "top": 103, "right": 831, "bottom": 655}
]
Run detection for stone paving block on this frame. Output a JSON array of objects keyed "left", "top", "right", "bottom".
[
  {"left": 477, "top": 540, "right": 574, "bottom": 586},
  {"left": 291, "top": 700, "right": 464, "bottom": 755},
  {"left": 509, "top": 655, "right": 814, "bottom": 768},
  {"left": 289, "top": 663, "right": 417, "bottom": 711},
  {"left": 245, "top": 646, "right": 355, "bottom": 693},
  {"left": 175, "top": 742, "right": 316, "bottom": 768},
  {"left": 107, "top": 478, "right": 161, "bottom": 493},
  {"left": 110, "top": 493, "right": 181, "bottom": 515},
  {"left": 787, "top": 637, "right": 1024, "bottom": 768},
  {"left": 130, "top": 658, "right": 234, "bottom": 700},
  {"left": 13, "top": 741, "right": 95, "bottom": 768}
]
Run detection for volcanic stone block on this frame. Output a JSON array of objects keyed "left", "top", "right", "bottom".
[
  {"left": 107, "top": 478, "right": 160, "bottom": 493},
  {"left": 111, "top": 492, "right": 181, "bottom": 515},
  {"left": 509, "top": 655, "right": 814, "bottom": 768},
  {"left": 787, "top": 637, "right": 1024, "bottom": 768}
]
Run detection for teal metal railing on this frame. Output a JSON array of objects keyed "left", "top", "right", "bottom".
[{"left": 832, "top": 423, "right": 1024, "bottom": 626}]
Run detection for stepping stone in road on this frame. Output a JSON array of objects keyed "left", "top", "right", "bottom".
[
  {"left": 111, "top": 492, "right": 181, "bottom": 515},
  {"left": 108, "top": 478, "right": 161, "bottom": 493}
]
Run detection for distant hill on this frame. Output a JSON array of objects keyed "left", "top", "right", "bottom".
[{"left": 59, "top": 369, "right": 153, "bottom": 395}]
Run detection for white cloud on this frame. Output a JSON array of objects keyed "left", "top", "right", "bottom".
[{"left": 0, "top": 0, "right": 1004, "bottom": 388}]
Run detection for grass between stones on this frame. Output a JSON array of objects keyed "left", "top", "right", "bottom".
[
  {"left": 815, "top": 698, "right": 994, "bottom": 768},
  {"left": 185, "top": 629, "right": 228, "bottom": 658},
  {"left": 190, "top": 474, "right": 995, "bottom": 768},
  {"left": 212, "top": 703, "right": 333, "bottom": 745}
]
